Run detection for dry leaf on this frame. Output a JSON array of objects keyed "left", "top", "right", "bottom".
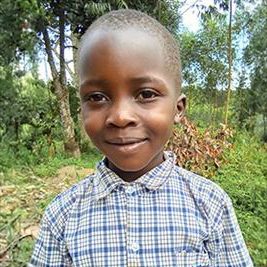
[{"left": 20, "top": 225, "right": 39, "bottom": 239}]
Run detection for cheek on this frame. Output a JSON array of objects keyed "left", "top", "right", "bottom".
[
  {"left": 145, "top": 105, "right": 175, "bottom": 136},
  {"left": 82, "top": 108, "right": 103, "bottom": 138}
]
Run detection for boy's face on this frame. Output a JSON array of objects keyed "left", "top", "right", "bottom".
[{"left": 80, "top": 28, "right": 185, "bottom": 180}]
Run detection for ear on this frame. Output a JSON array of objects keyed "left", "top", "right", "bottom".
[{"left": 174, "top": 93, "right": 186, "bottom": 123}]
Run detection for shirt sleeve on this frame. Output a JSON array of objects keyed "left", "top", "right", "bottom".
[
  {"left": 205, "top": 194, "right": 254, "bottom": 267},
  {"left": 28, "top": 215, "right": 72, "bottom": 267}
]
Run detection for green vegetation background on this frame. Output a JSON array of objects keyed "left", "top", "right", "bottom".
[{"left": 0, "top": 0, "right": 266, "bottom": 266}]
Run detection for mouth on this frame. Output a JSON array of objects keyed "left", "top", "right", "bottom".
[
  {"left": 106, "top": 137, "right": 147, "bottom": 145},
  {"left": 105, "top": 137, "right": 148, "bottom": 153}
]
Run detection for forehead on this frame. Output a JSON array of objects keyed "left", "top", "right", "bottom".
[
  {"left": 81, "top": 27, "right": 163, "bottom": 56},
  {"left": 80, "top": 28, "right": 170, "bottom": 78}
]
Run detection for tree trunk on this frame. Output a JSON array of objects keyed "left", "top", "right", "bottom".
[
  {"left": 59, "top": 7, "right": 66, "bottom": 87},
  {"left": 71, "top": 30, "right": 90, "bottom": 145},
  {"left": 42, "top": 21, "right": 80, "bottom": 157},
  {"left": 71, "top": 31, "right": 79, "bottom": 88},
  {"left": 224, "top": 0, "right": 233, "bottom": 125}
]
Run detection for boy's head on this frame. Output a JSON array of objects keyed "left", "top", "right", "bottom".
[
  {"left": 79, "top": 9, "right": 182, "bottom": 90},
  {"left": 78, "top": 9, "right": 186, "bottom": 181}
]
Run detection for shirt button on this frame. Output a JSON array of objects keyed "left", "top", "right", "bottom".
[
  {"left": 129, "top": 242, "right": 140, "bottom": 252},
  {"left": 181, "top": 250, "right": 187, "bottom": 255},
  {"left": 125, "top": 186, "right": 135, "bottom": 195}
]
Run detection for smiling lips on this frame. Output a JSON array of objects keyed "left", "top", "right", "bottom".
[{"left": 105, "top": 137, "right": 148, "bottom": 153}]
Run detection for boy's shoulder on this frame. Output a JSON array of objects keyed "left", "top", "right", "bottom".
[
  {"left": 172, "top": 165, "right": 231, "bottom": 213},
  {"left": 42, "top": 172, "right": 96, "bottom": 232}
]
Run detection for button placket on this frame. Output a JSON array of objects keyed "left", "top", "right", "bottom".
[{"left": 125, "top": 184, "right": 140, "bottom": 266}]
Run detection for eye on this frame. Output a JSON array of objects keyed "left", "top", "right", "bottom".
[
  {"left": 84, "top": 92, "right": 108, "bottom": 103},
  {"left": 136, "top": 89, "right": 159, "bottom": 101}
]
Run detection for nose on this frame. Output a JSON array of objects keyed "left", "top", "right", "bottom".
[{"left": 106, "top": 99, "right": 137, "bottom": 128}]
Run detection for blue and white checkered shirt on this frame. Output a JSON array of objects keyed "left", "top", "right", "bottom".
[{"left": 29, "top": 151, "right": 253, "bottom": 266}]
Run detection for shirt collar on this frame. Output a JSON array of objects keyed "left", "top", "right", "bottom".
[{"left": 92, "top": 151, "right": 176, "bottom": 202}]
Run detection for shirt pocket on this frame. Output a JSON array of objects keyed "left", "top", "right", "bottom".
[{"left": 175, "top": 252, "right": 210, "bottom": 267}]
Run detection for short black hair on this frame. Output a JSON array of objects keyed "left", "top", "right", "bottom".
[{"left": 78, "top": 9, "right": 181, "bottom": 89}]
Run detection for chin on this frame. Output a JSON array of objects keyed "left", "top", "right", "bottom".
[{"left": 114, "top": 161, "right": 148, "bottom": 173}]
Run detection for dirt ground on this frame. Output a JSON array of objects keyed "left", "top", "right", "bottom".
[{"left": 0, "top": 166, "right": 94, "bottom": 264}]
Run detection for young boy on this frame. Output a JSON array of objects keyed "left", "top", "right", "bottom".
[{"left": 29, "top": 9, "right": 253, "bottom": 266}]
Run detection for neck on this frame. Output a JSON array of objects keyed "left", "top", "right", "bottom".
[{"left": 107, "top": 153, "right": 164, "bottom": 183}]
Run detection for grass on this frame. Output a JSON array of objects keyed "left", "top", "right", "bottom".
[
  {"left": 0, "top": 147, "right": 101, "bottom": 266},
  {"left": 0, "top": 132, "right": 266, "bottom": 266},
  {"left": 212, "top": 133, "right": 267, "bottom": 266}
]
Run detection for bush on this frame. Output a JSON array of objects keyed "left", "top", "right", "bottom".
[
  {"left": 213, "top": 132, "right": 267, "bottom": 266},
  {"left": 166, "top": 116, "right": 233, "bottom": 177}
]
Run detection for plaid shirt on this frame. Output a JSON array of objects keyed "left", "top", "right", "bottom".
[{"left": 29, "top": 151, "right": 253, "bottom": 266}]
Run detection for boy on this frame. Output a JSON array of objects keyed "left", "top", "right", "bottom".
[{"left": 29, "top": 9, "right": 253, "bottom": 266}]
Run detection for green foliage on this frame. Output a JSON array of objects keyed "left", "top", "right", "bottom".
[
  {"left": 126, "top": 0, "right": 180, "bottom": 33},
  {"left": 180, "top": 14, "right": 228, "bottom": 89},
  {"left": 213, "top": 132, "right": 267, "bottom": 266},
  {"left": 0, "top": 71, "right": 61, "bottom": 163},
  {"left": 0, "top": 0, "right": 38, "bottom": 64},
  {"left": 230, "top": 1, "right": 267, "bottom": 141},
  {"left": 183, "top": 85, "right": 227, "bottom": 128}
]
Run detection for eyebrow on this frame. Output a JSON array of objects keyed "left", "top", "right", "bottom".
[
  {"left": 80, "top": 79, "right": 110, "bottom": 89},
  {"left": 80, "top": 75, "right": 166, "bottom": 89},
  {"left": 128, "top": 76, "right": 166, "bottom": 86}
]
